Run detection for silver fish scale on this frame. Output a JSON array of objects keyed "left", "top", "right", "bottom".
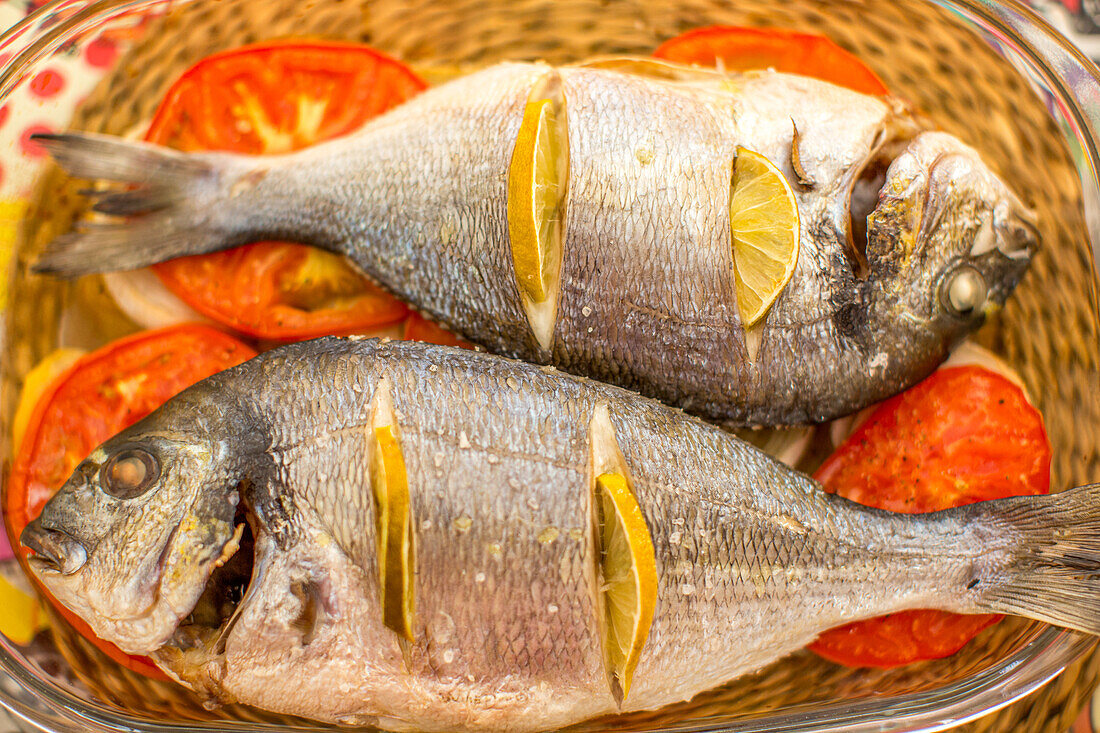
[
  {"left": 596, "top": 391, "right": 835, "bottom": 707},
  {"left": 212, "top": 338, "right": 982, "bottom": 722},
  {"left": 284, "top": 63, "right": 548, "bottom": 356},
  {"left": 553, "top": 68, "right": 745, "bottom": 411},
  {"left": 237, "top": 339, "right": 609, "bottom": 716},
  {"left": 385, "top": 348, "right": 603, "bottom": 692},
  {"left": 248, "top": 63, "right": 917, "bottom": 426},
  {"left": 545, "top": 68, "right": 896, "bottom": 423}
]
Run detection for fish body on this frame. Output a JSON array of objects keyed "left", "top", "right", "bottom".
[
  {"left": 23, "top": 338, "right": 1100, "bottom": 732},
  {"left": 34, "top": 62, "right": 1037, "bottom": 426}
]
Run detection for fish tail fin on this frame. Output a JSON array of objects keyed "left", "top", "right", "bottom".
[
  {"left": 969, "top": 483, "right": 1100, "bottom": 635},
  {"left": 31, "top": 132, "right": 254, "bottom": 278}
]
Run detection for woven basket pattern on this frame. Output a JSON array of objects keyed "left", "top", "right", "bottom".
[{"left": 2, "top": 0, "right": 1097, "bottom": 731}]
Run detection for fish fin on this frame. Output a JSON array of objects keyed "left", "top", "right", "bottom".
[
  {"left": 34, "top": 223, "right": 218, "bottom": 278},
  {"left": 32, "top": 133, "right": 212, "bottom": 185},
  {"left": 971, "top": 483, "right": 1100, "bottom": 635},
  {"left": 31, "top": 132, "right": 243, "bottom": 278}
]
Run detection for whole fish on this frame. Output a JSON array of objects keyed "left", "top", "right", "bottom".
[
  {"left": 22, "top": 338, "right": 1099, "bottom": 732},
  {"left": 31, "top": 61, "right": 1036, "bottom": 427}
]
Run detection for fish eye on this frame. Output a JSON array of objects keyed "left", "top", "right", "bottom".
[
  {"left": 940, "top": 265, "right": 987, "bottom": 318},
  {"left": 101, "top": 447, "right": 160, "bottom": 500}
]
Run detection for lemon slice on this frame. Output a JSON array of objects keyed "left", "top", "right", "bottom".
[
  {"left": 12, "top": 348, "right": 85, "bottom": 452},
  {"left": 594, "top": 471, "right": 657, "bottom": 704},
  {"left": 729, "top": 147, "right": 801, "bottom": 327},
  {"left": 370, "top": 424, "right": 414, "bottom": 640},
  {"left": 0, "top": 574, "right": 44, "bottom": 646},
  {"left": 507, "top": 78, "right": 569, "bottom": 351}
]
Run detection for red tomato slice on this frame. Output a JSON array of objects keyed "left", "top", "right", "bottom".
[
  {"left": 808, "top": 610, "right": 1002, "bottom": 669},
  {"left": 147, "top": 41, "right": 427, "bottom": 340},
  {"left": 403, "top": 312, "right": 473, "bottom": 349},
  {"left": 5, "top": 324, "right": 256, "bottom": 677},
  {"left": 653, "top": 26, "right": 888, "bottom": 96},
  {"left": 154, "top": 244, "right": 408, "bottom": 340},
  {"left": 807, "top": 366, "right": 1051, "bottom": 668}
]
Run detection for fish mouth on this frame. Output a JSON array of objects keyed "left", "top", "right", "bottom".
[
  {"left": 22, "top": 522, "right": 88, "bottom": 576},
  {"left": 166, "top": 499, "right": 258, "bottom": 655}
]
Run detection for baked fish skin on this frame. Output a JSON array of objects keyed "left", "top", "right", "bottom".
[
  {"left": 22, "top": 338, "right": 1100, "bottom": 733},
  {"left": 31, "top": 61, "right": 1036, "bottom": 427}
]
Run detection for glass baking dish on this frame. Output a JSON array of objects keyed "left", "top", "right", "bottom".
[{"left": 0, "top": 0, "right": 1098, "bottom": 731}]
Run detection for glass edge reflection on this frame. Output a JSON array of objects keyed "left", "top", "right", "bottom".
[
  {"left": 944, "top": 0, "right": 1100, "bottom": 276},
  {"left": 0, "top": 1, "right": 1095, "bottom": 732}
]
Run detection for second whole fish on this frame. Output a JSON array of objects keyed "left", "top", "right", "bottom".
[
  {"left": 21, "top": 338, "right": 1100, "bottom": 732},
  {"left": 31, "top": 61, "right": 1037, "bottom": 426}
]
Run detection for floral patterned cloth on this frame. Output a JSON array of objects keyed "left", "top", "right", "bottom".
[{"left": 0, "top": 4, "right": 148, "bottom": 730}]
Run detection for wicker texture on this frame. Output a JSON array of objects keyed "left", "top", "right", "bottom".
[{"left": 2, "top": 0, "right": 1098, "bottom": 730}]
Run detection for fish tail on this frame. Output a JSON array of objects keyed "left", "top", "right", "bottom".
[
  {"left": 31, "top": 132, "right": 256, "bottom": 278},
  {"left": 968, "top": 483, "right": 1100, "bottom": 635}
]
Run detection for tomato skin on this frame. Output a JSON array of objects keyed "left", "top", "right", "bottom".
[
  {"left": 402, "top": 312, "right": 473, "bottom": 349},
  {"left": 154, "top": 244, "right": 408, "bottom": 340},
  {"left": 5, "top": 324, "right": 256, "bottom": 677},
  {"left": 808, "top": 610, "right": 1002, "bottom": 669},
  {"left": 146, "top": 41, "right": 427, "bottom": 340},
  {"left": 814, "top": 367, "right": 1050, "bottom": 512},
  {"left": 144, "top": 40, "right": 427, "bottom": 155},
  {"left": 653, "top": 25, "right": 889, "bottom": 96},
  {"left": 807, "top": 366, "right": 1050, "bottom": 668}
]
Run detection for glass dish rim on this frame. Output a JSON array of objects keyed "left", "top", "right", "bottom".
[{"left": 0, "top": 0, "right": 1097, "bottom": 731}]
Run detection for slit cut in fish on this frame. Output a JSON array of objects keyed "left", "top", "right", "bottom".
[
  {"left": 588, "top": 403, "right": 657, "bottom": 706},
  {"left": 369, "top": 378, "right": 415, "bottom": 641},
  {"left": 507, "top": 70, "right": 570, "bottom": 352}
]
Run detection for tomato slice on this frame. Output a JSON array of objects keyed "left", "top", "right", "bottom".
[
  {"left": 154, "top": 243, "right": 408, "bottom": 340},
  {"left": 147, "top": 41, "right": 428, "bottom": 340},
  {"left": 807, "top": 366, "right": 1051, "bottom": 668},
  {"left": 5, "top": 324, "right": 256, "bottom": 677},
  {"left": 808, "top": 609, "right": 1003, "bottom": 670},
  {"left": 402, "top": 312, "right": 473, "bottom": 349},
  {"left": 653, "top": 26, "right": 888, "bottom": 96}
]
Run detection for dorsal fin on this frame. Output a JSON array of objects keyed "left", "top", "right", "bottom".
[{"left": 570, "top": 55, "right": 731, "bottom": 83}]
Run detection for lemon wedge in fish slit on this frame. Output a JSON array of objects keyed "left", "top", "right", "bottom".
[
  {"left": 729, "top": 147, "right": 801, "bottom": 327},
  {"left": 507, "top": 76, "right": 568, "bottom": 351},
  {"left": 594, "top": 471, "right": 657, "bottom": 704},
  {"left": 370, "top": 424, "right": 415, "bottom": 641}
]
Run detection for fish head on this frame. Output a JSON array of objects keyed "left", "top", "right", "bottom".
[
  {"left": 20, "top": 413, "right": 246, "bottom": 656},
  {"left": 863, "top": 131, "right": 1038, "bottom": 337}
]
